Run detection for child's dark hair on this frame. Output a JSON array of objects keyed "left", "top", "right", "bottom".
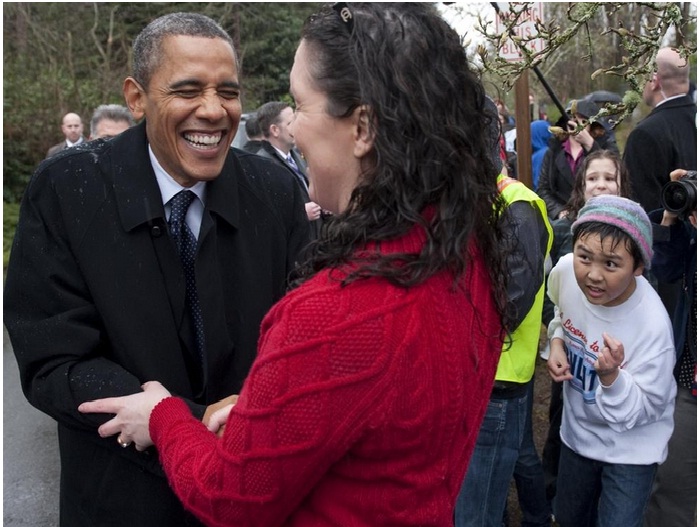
[{"left": 572, "top": 221, "right": 645, "bottom": 270}]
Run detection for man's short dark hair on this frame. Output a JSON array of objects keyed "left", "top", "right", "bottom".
[
  {"left": 132, "top": 12, "right": 235, "bottom": 89},
  {"left": 256, "top": 102, "right": 290, "bottom": 139},
  {"left": 245, "top": 116, "right": 262, "bottom": 138}
]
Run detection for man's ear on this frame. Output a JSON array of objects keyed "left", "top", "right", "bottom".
[
  {"left": 123, "top": 77, "right": 146, "bottom": 121},
  {"left": 634, "top": 263, "right": 645, "bottom": 277},
  {"left": 352, "top": 105, "right": 375, "bottom": 158}
]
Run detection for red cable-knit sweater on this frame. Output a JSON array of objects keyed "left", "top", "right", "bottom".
[{"left": 150, "top": 225, "right": 503, "bottom": 527}]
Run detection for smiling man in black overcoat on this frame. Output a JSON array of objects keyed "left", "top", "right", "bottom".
[{"left": 3, "top": 13, "right": 311, "bottom": 527}]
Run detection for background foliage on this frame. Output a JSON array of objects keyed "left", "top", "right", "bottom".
[
  {"left": 3, "top": 2, "right": 321, "bottom": 203},
  {"left": 2, "top": 3, "right": 697, "bottom": 270}
]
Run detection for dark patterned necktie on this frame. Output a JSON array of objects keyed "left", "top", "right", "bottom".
[
  {"left": 286, "top": 153, "right": 309, "bottom": 191},
  {"left": 168, "top": 190, "right": 204, "bottom": 362}
]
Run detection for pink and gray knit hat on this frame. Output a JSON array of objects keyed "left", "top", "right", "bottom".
[{"left": 572, "top": 195, "right": 653, "bottom": 269}]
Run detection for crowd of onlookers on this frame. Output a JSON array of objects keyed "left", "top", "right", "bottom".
[
  {"left": 473, "top": 44, "right": 696, "bottom": 527},
  {"left": 15, "top": 7, "right": 696, "bottom": 525}
]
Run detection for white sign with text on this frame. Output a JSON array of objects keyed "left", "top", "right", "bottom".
[{"left": 495, "top": 2, "right": 545, "bottom": 62}]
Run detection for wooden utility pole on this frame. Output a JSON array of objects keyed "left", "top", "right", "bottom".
[
  {"left": 492, "top": 2, "right": 548, "bottom": 190},
  {"left": 514, "top": 71, "right": 532, "bottom": 189}
]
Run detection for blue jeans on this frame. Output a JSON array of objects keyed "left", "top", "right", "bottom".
[
  {"left": 542, "top": 378, "right": 563, "bottom": 503},
  {"left": 512, "top": 381, "right": 551, "bottom": 527},
  {"left": 554, "top": 443, "right": 657, "bottom": 527},
  {"left": 455, "top": 384, "right": 528, "bottom": 527}
]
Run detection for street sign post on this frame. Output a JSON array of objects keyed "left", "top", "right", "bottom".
[{"left": 494, "top": 3, "right": 546, "bottom": 189}]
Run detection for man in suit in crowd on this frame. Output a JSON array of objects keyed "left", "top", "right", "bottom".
[
  {"left": 623, "top": 46, "right": 697, "bottom": 212},
  {"left": 4, "top": 13, "right": 311, "bottom": 527},
  {"left": 46, "top": 112, "right": 85, "bottom": 158},
  {"left": 241, "top": 114, "right": 264, "bottom": 153},
  {"left": 254, "top": 101, "right": 324, "bottom": 228},
  {"left": 623, "top": 46, "right": 697, "bottom": 317},
  {"left": 89, "top": 103, "right": 135, "bottom": 140}
]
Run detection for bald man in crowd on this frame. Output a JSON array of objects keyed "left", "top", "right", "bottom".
[
  {"left": 46, "top": 112, "right": 85, "bottom": 158},
  {"left": 623, "top": 46, "right": 696, "bottom": 212},
  {"left": 622, "top": 46, "right": 697, "bottom": 319}
]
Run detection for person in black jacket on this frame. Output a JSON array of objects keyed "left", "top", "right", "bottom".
[
  {"left": 4, "top": 13, "right": 311, "bottom": 527},
  {"left": 255, "top": 101, "right": 323, "bottom": 221},
  {"left": 623, "top": 47, "right": 697, "bottom": 213},
  {"left": 241, "top": 114, "right": 264, "bottom": 153},
  {"left": 255, "top": 100, "right": 325, "bottom": 234},
  {"left": 624, "top": 47, "right": 697, "bottom": 318},
  {"left": 645, "top": 168, "right": 697, "bottom": 527}
]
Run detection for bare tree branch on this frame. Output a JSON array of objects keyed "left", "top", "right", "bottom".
[{"left": 477, "top": 2, "right": 696, "bottom": 126}]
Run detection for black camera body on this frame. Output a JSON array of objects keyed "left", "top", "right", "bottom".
[{"left": 661, "top": 170, "right": 697, "bottom": 220}]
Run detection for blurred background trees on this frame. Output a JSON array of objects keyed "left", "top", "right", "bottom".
[
  {"left": 3, "top": 2, "right": 696, "bottom": 205},
  {"left": 3, "top": 2, "right": 320, "bottom": 203}
]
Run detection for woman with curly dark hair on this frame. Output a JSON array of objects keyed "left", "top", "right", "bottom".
[{"left": 81, "top": 4, "right": 510, "bottom": 525}]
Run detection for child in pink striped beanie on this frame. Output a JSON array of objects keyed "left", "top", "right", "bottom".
[{"left": 546, "top": 194, "right": 675, "bottom": 527}]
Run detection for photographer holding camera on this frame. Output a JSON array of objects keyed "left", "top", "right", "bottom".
[
  {"left": 645, "top": 168, "right": 697, "bottom": 527},
  {"left": 537, "top": 98, "right": 616, "bottom": 221},
  {"left": 623, "top": 46, "right": 696, "bottom": 320},
  {"left": 623, "top": 47, "right": 696, "bottom": 214}
]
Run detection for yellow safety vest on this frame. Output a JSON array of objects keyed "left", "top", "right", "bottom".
[{"left": 495, "top": 175, "right": 553, "bottom": 383}]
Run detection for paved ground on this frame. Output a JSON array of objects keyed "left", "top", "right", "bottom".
[
  {"left": 1, "top": 322, "right": 552, "bottom": 527},
  {"left": 4, "top": 326, "right": 60, "bottom": 526},
  {"left": 2, "top": 323, "right": 549, "bottom": 527}
]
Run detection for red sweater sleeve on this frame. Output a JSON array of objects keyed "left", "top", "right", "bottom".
[{"left": 150, "top": 277, "right": 416, "bottom": 526}]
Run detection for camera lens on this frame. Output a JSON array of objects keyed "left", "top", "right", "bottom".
[
  {"left": 661, "top": 175, "right": 697, "bottom": 219},
  {"left": 662, "top": 184, "right": 689, "bottom": 211}
]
